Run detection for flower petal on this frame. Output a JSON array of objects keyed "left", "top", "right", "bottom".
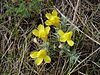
[
  {"left": 68, "top": 32, "right": 73, "bottom": 39},
  {"left": 45, "top": 26, "right": 50, "bottom": 35},
  {"left": 32, "top": 29, "right": 39, "bottom": 37},
  {"left": 67, "top": 40, "right": 74, "bottom": 46},
  {"left": 60, "top": 37, "right": 67, "bottom": 42},
  {"left": 38, "top": 24, "right": 44, "bottom": 30},
  {"left": 58, "top": 30, "right": 64, "bottom": 36},
  {"left": 45, "top": 13, "right": 52, "bottom": 19},
  {"left": 45, "top": 20, "right": 52, "bottom": 25},
  {"left": 35, "top": 57, "right": 43, "bottom": 65},
  {"left": 52, "top": 10, "right": 57, "bottom": 16},
  {"left": 44, "top": 55, "right": 51, "bottom": 63},
  {"left": 64, "top": 31, "right": 73, "bottom": 40},
  {"left": 30, "top": 51, "right": 38, "bottom": 58}
]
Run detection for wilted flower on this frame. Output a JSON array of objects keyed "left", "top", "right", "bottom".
[
  {"left": 58, "top": 30, "right": 74, "bottom": 46},
  {"left": 30, "top": 49, "right": 51, "bottom": 65}
]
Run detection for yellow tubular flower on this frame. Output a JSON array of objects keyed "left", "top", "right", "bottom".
[
  {"left": 45, "top": 10, "right": 60, "bottom": 27},
  {"left": 32, "top": 24, "right": 50, "bottom": 41},
  {"left": 30, "top": 49, "right": 51, "bottom": 65},
  {"left": 58, "top": 30, "right": 74, "bottom": 46}
]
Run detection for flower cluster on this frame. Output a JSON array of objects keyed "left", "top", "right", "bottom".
[{"left": 30, "top": 10, "right": 75, "bottom": 65}]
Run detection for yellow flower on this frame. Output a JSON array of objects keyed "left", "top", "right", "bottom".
[
  {"left": 45, "top": 10, "right": 60, "bottom": 27},
  {"left": 32, "top": 24, "right": 50, "bottom": 41},
  {"left": 58, "top": 30, "right": 74, "bottom": 46},
  {"left": 30, "top": 49, "right": 51, "bottom": 65}
]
